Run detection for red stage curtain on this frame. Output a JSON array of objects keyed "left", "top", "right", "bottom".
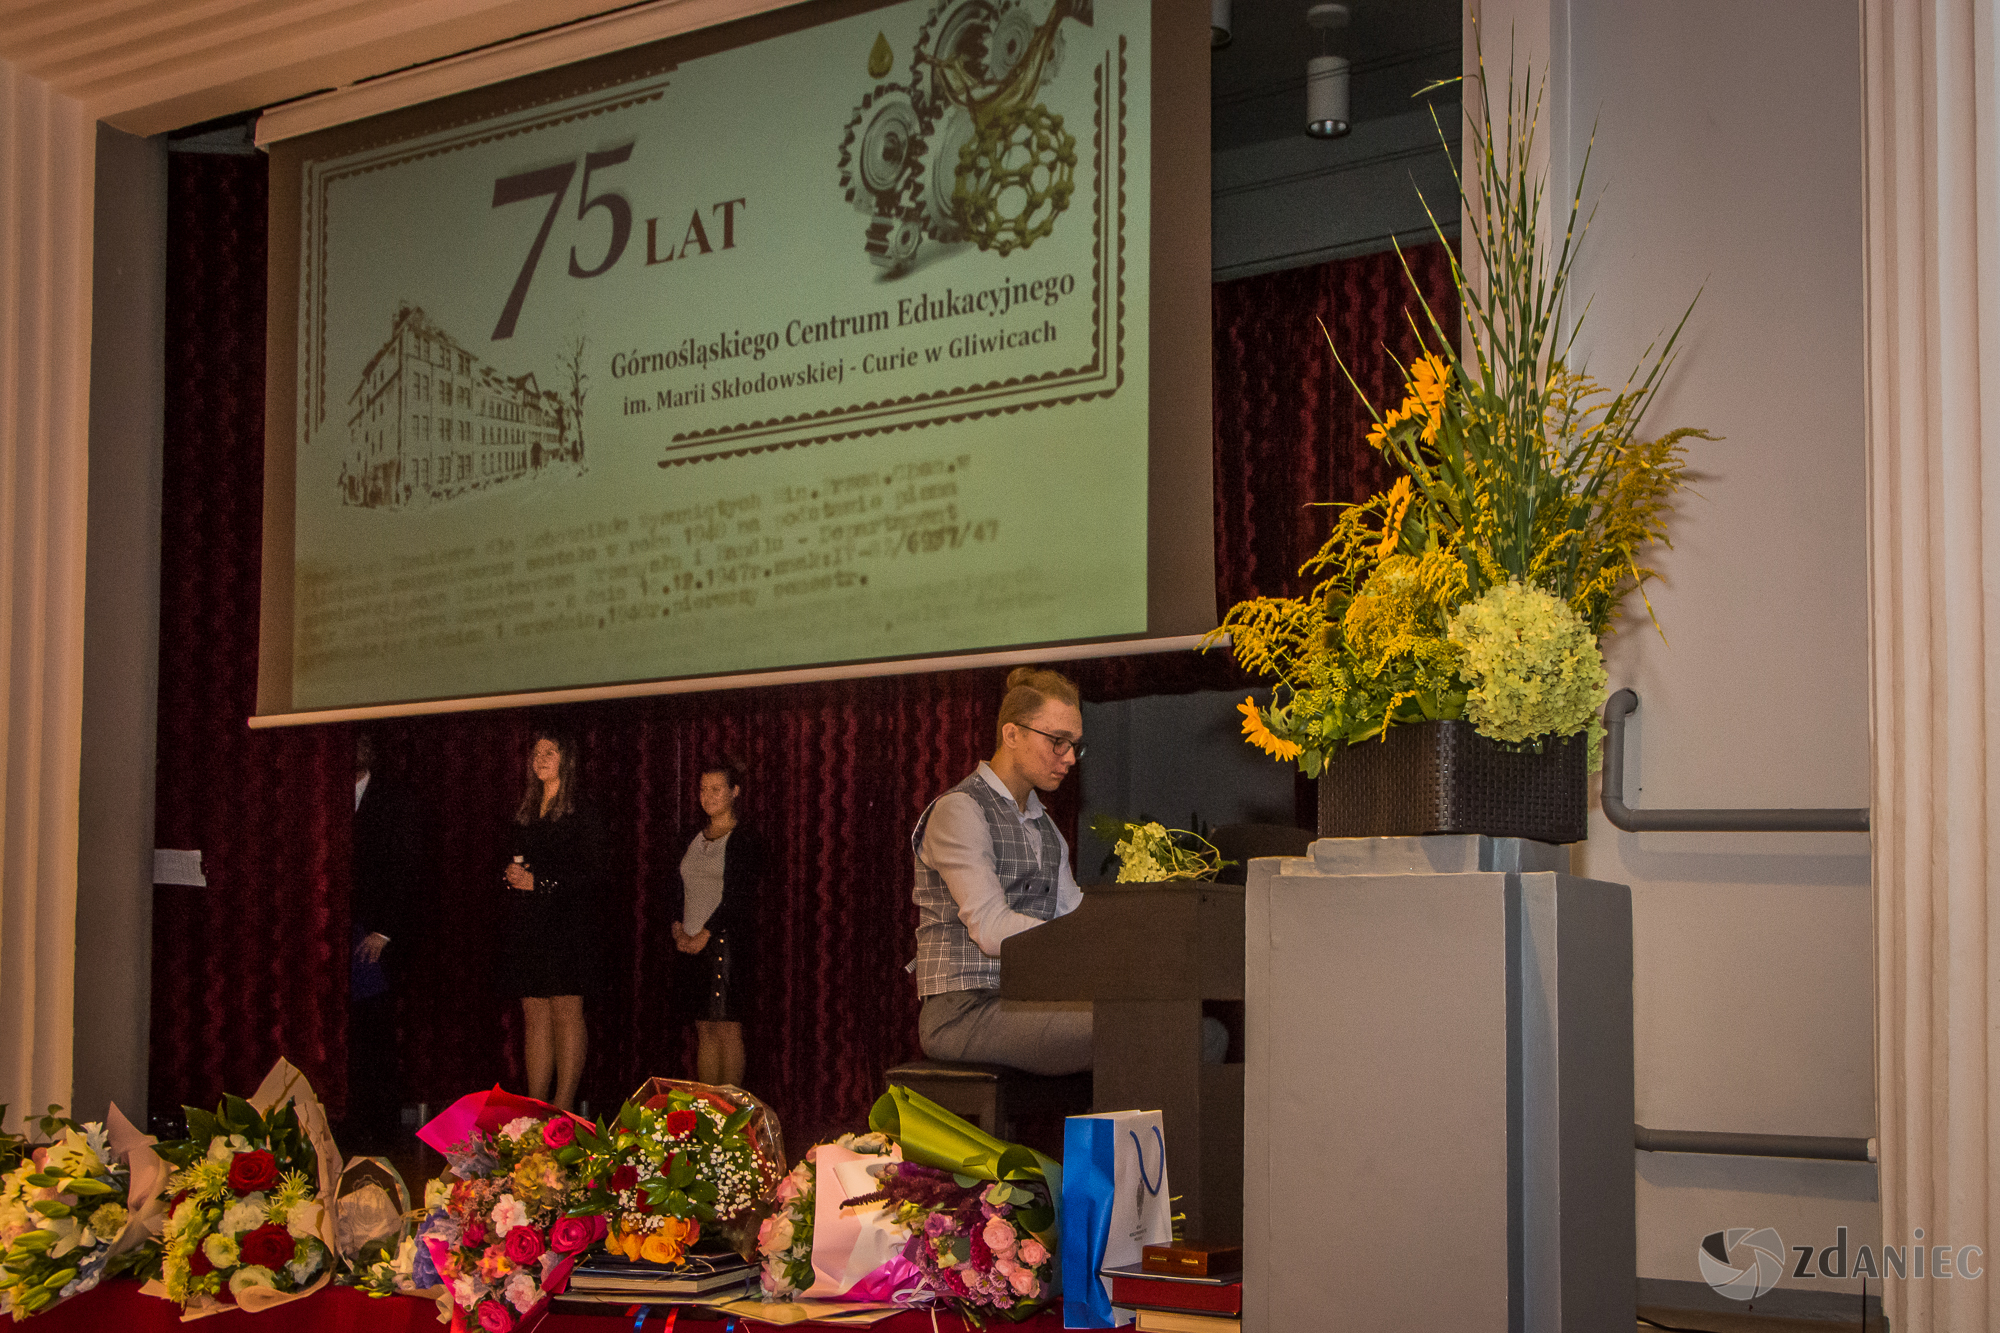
[
  {"left": 1212, "top": 244, "right": 1459, "bottom": 606},
  {"left": 150, "top": 152, "right": 1456, "bottom": 1151}
]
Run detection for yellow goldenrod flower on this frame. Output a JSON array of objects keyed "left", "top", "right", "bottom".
[{"left": 1237, "top": 697, "right": 1302, "bottom": 761}]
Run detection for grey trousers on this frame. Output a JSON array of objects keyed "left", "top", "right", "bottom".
[{"left": 919, "top": 988, "right": 1093, "bottom": 1076}]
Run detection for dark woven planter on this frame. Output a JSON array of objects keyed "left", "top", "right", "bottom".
[{"left": 1317, "top": 719, "right": 1588, "bottom": 844}]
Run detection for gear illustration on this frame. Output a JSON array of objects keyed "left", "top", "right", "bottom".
[
  {"left": 923, "top": 106, "right": 979, "bottom": 242},
  {"left": 910, "top": 0, "right": 1000, "bottom": 115},
  {"left": 837, "top": 84, "right": 929, "bottom": 217},
  {"left": 841, "top": 0, "right": 1092, "bottom": 271},
  {"left": 986, "top": 4, "right": 1038, "bottom": 81},
  {"left": 953, "top": 103, "right": 1076, "bottom": 255},
  {"left": 864, "top": 210, "right": 926, "bottom": 271}
]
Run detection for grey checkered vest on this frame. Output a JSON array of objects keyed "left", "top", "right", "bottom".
[{"left": 910, "top": 771, "right": 1063, "bottom": 997}]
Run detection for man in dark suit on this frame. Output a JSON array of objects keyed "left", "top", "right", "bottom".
[{"left": 348, "top": 733, "right": 420, "bottom": 1150}]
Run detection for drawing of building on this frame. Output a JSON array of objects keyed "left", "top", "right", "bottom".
[{"left": 342, "top": 303, "right": 578, "bottom": 509}]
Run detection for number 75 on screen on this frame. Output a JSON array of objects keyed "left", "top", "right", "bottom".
[{"left": 489, "top": 142, "right": 746, "bottom": 340}]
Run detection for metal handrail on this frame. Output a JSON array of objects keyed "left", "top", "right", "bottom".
[
  {"left": 1635, "top": 1123, "right": 1875, "bottom": 1163},
  {"left": 1601, "top": 689, "right": 1870, "bottom": 833}
]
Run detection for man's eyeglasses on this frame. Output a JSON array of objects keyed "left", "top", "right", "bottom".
[{"left": 1014, "top": 721, "right": 1087, "bottom": 760}]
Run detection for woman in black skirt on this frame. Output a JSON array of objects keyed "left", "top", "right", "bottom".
[
  {"left": 669, "top": 757, "right": 764, "bottom": 1087},
  {"left": 502, "top": 730, "right": 605, "bottom": 1111}
]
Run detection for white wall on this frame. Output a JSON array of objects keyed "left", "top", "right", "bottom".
[
  {"left": 1482, "top": 0, "right": 1880, "bottom": 1300},
  {"left": 73, "top": 124, "right": 166, "bottom": 1126}
]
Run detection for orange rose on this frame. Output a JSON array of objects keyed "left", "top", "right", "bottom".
[{"left": 637, "top": 1217, "right": 700, "bottom": 1266}]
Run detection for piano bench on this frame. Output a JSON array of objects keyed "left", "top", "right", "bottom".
[{"left": 884, "top": 1060, "right": 1092, "bottom": 1145}]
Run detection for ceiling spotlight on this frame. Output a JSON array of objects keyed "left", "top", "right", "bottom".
[
  {"left": 1305, "top": 3, "right": 1351, "bottom": 139},
  {"left": 1212, "top": 0, "right": 1232, "bottom": 49}
]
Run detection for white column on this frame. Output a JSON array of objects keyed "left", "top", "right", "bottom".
[
  {"left": 1864, "top": 2, "right": 2000, "bottom": 1330},
  {"left": 0, "top": 57, "right": 96, "bottom": 1122}
]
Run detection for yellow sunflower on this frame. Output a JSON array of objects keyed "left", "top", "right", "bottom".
[
  {"left": 1376, "top": 476, "right": 1413, "bottom": 561},
  {"left": 1238, "top": 697, "right": 1303, "bottom": 762},
  {"left": 1365, "top": 353, "right": 1452, "bottom": 449}
]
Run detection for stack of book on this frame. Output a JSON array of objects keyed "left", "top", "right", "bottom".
[
  {"left": 1103, "top": 1243, "right": 1243, "bottom": 1333},
  {"left": 559, "top": 1253, "right": 759, "bottom": 1304}
]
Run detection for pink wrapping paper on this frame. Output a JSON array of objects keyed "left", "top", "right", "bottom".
[
  {"left": 416, "top": 1087, "right": 592, "bottom": 1157},
  {"left": 803, "top": 1142, "right": 908, "bottom": 1299}
]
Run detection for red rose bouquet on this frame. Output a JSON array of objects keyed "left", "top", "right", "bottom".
[
  {"left": 142, "top": 1061, "right": 342, "bottom": 1318},
  {"left": 415, "top": 1088, "right": 595, "bottom": 1333}
]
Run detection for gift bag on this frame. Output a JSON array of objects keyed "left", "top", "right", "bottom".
[{"left": 1060, "top": 1111, "right": 1172, "bottom": 1328}]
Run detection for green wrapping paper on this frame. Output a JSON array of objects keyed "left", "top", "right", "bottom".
[{"left": 867, "top": 1085, "right": 1062, "bottom": 1205}]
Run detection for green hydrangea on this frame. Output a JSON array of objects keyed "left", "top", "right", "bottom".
[{"left": 1447, "top": 580, "right": 1608, "bottom": 766}]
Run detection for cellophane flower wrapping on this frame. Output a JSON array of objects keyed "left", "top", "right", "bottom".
[
  {"left": 414, "top": 1088, "right": 598, "bottom": 1333},
  {"left": 572, "top": 1079, "right": 784, "bottom": 1266},
  {"left": 0, "top": 1104, "right": 164, "bottom": 1317},
  {"left": 855, "top": 1085, "right": 1062, "bottom": 1325},
  {"left": 140, "top": 1059, "right": 344, "bottom": 1320},
  {"left": 338, "top": 1156, "right": 442, "bottom": 1302}
]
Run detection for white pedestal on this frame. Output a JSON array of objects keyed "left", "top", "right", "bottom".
[{"left": 1243, "top": 836, "right": 1635, "bottom": 1332}]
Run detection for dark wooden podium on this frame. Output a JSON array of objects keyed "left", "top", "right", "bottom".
[{"left": 1000, "top": 880, "right": 1245, "bottom": 1242}]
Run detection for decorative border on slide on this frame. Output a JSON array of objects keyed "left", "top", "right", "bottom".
[
  {"left": 297, "top": 79, "right": 676, "bottom": 442},
  {"left": 653, "top": 36, "right": 1131, "bottom": 467}
]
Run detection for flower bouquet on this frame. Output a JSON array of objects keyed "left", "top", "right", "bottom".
[
  {"left": 757, "top": 1131, "right": 913, "bottom": 1301},
  {"left": 855, "top": 1085, "right": 1060, "bottom": 1325},
  {"left": 1085, "top": 816, "right": 1230, "bottom": 883},
  {"left": 0, "top": 1105, "right": 166, "bottom": 1318},
  {"left": 347, "top": 1207, "right": 437, "bottom": 1301},
  {"left": 0, "top": 1109, "right": 27, "bottom": 1176},
  {"left": 144, "top": 1060, "right": 343, "bottom": 1318},
  {"left": 572, "top": 1079, "right": 785, "bottom": 1266},
  {"left": 1214, "top": 42, "right": 1706, "bottom": 783},
  {"left": 413, "top": 1087, "right": 598, "bottom": 1332},
  {"left": 331, "top": 1155, "right": 431, "bottom": 1299}
]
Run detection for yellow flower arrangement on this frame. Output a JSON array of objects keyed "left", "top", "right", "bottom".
[{"left": 1211, "top": 41, "right": 1706, "bottom": 776}]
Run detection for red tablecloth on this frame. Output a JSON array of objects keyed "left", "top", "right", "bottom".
[{"left": 0, "top": 1282, "right": 1078, "bottom": 1331}]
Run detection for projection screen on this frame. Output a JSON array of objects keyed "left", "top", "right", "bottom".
[{"left": 255, "top": 0, "right": 1212, "bottom": 722}]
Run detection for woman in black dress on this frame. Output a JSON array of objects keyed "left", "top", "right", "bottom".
[
  {"left": 502, "top": 730, "right": 604, "bottom": 1111},
  {"left": 669, "top": 758, "right": 764, "bottom": 1087}
]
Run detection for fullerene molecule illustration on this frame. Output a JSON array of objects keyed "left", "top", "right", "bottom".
[{"left": 836, "top": 0, "right": 1091, "bottom": 272}]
